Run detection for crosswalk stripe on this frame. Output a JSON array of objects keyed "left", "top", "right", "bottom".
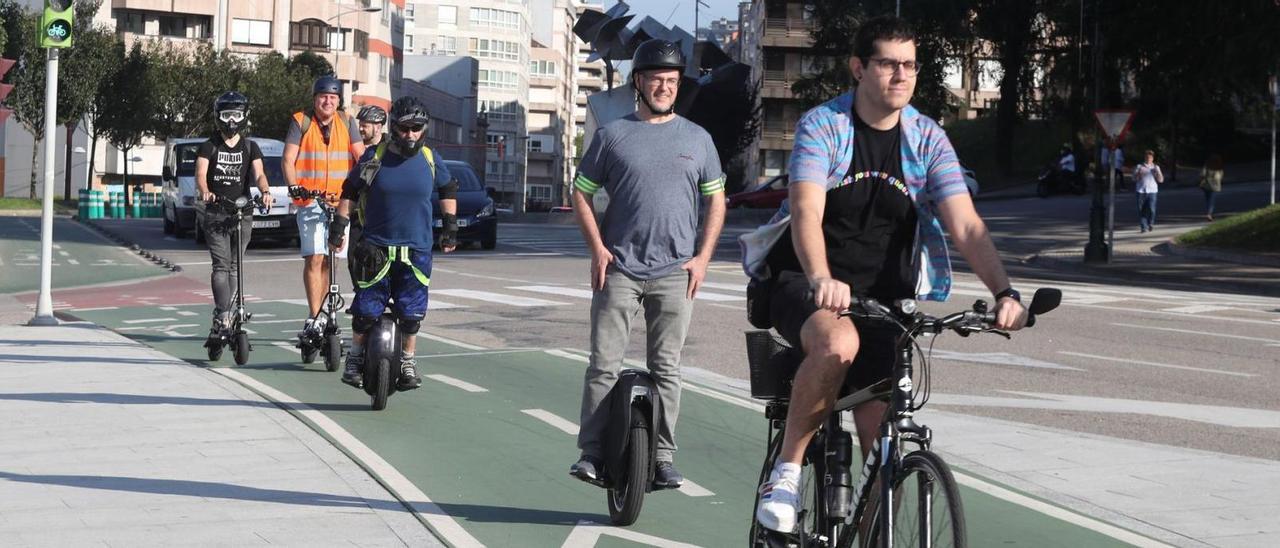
[
  {"left": 695, "top": 291, "right": 742, "bottom": 302},
  {"left": 698, "top": 282, "right": 745, "bottom": 292},
  {"left": 432, "top": 289, "right": 568, "bottom": 307},
  {"left": 510, "top": 285, "right": 595, "bottom": 299},
  {"left": 123, "top": 317, "right": 175, "bottom": 324},
  {"left": 1161, "top": 304, "right": 1235, "bottom": 314},
  {"left": 429, "top": 299, "right": 467, "bottom": 310}
]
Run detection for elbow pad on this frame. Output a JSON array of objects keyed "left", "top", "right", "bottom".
[{"left": 438, "top": 180, "right": 459, "bottom": 200}]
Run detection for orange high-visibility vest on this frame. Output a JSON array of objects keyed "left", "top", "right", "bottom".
[{"left": 291, "top": 111, "right": 356, "bottom": 206}]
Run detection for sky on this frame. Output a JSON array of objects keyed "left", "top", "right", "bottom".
[{"left": 590, "top": 0, "right": 741, "bottom": 33}]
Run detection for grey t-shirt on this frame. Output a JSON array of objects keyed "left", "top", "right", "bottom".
[{"left": 574, "top": 114, "right": 725, "bottom": 279}]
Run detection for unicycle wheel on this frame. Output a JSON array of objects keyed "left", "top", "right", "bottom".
[
  {"left": 233, "top": 332, "right": 251, "bottom": 366},
  {"left": 370, "top": 357, "right": 391, "bottom": 411},
  {"left": 607, "top": 415, "right": 650, "bottom": 526}
]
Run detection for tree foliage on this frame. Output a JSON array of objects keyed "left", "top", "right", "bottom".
[{"left": 243, "top": 52, "right": 315, "bottom": 140}]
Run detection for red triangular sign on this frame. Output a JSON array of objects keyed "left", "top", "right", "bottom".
[
  {"left": 1094, "top": 110, "right": 1134, "bottom": 143},
  {"left": 0, "top": 83, "right": 12, "bottom": 103},
  {"left": 0, "top": 58, "right": 13, "bottom": 79}
]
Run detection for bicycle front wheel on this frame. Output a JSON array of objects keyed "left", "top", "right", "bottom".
[{"left": 862, "top": 450, "right": 965, "bottom": 548}]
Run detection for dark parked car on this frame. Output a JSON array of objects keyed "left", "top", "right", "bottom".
[
  {"left": 726, "top": 174, "right": 788, "bottom": 209},
  {"left": 434, "top": 160, "right": 497, "bottom": 249}
]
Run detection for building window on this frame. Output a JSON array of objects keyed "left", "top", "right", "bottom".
[
  {"left": 291, "top": 19, "right": 331, "bottom": 50},
  {"left": 469, "top": 38, "right": 520, "bottom": 61},
  {"left": 231, "top": 19, "right": 271, "bottom": 46},
  {"left": 405, "top": 4, "right": 415, "bottom": 19},
  {"left": 527, "top": 138, "right": 544, "bottom": 153},
  {"left": 405, "top": 35, "right": 414, "bottom": 53},
  {"left": 528, "top": 185, "right": 552, "bottom": 200},
  {"left": 116, "top": 10, "right": 145, "bottom": 35},
  {"left": 478, "top": 69, "right": 519, "bottom": 90},
  {"left": 480, "top": 100, "right": 520, "bottom": 122},
  {"left": 763, "top": 149, "right": 788, "bottom": 177},
  {"left": 379, "top": 57, "right": 388, "bottom": 81},
  {"left": 381, "top": 0, "right": 390, "bottom": 23},
  {"left": 438, "top": 5, "right": 457, "bottom": 26},
  {"left": 158, "top": 15, "right": 202, "bottom": 38},
  {"left": 432, "top": 35, "right": 457, "bottom": 55},
  {"left": 486, "top": 133, "right": 506, "bottom": 150},
  {"left": 469, "top": 7, "right": 520, "bottom": 30},
  {"left": 530, "top": 60, "right": 556, "bottom": 77}
]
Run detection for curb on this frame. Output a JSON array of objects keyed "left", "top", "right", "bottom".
[
  {"left": 73, "top": 215, "right": 184, "bottom": 273},
  {"left": 1023, "top": 249, "right": 1280, "bottom": 298},
  {"left": 1160, "top": 241, "right": 1280, "bottom": 268}
]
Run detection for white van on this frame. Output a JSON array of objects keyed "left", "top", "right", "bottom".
[{"left": 161, "top": 137, "right": 298, "bottom": 244}]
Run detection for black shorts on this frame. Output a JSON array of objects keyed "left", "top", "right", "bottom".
[{"left": 769, "top": 271, "right": 902, "bottom": 390}]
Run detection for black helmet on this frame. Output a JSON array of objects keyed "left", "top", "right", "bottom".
[
  {"left": 388, "top": 96, "right": 430, "bottom": 155},
  {"left": 213, "top": 91, "right": 249, "bottom": 135},
  {"left": 357, "top": 105, "right": 387, "bottom": 125},
  {"left": 631, "top": 39, "right": 686, "bottom": 74},
  {"left": 313, "top": 75, "right": 342, "bottom": 97}
]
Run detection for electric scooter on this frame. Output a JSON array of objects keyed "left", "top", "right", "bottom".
[
  {"left": 288, "top": 187, "right": 346, "bottom": 372},
  {"left": 203, "top": 195, "right": 266, "bottom": 366}
]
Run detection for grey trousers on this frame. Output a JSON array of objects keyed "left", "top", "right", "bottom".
[
  {"left": 578, "top": 267, "right": 694, "bottom": 462},
  {"left": 205, "top": 209, "right": 252, "bottom": 316}
]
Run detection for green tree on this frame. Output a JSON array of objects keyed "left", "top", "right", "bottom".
[
  {"left": 1, "top": 1, "right": 47, "bottom": 197},
  {"left": 80, "top": 33, "right": 125, "bottom": 198},
  {"left": 57, "top": 2, "right": 115, "bottom": 198},
  {"left": 101, "top": 43, "right": 152, "bottom": 195},
  {"left": 243, "top": 52, "right": 313, "bottom": 140},
  {"left": 972, "top": 0, "right": 1045, "bottom": 176},
  {"left": 289, "top": 51, "right": 333, "bottom": 80},
  {"left": 146, "top": 41, "right": 246, "bottom": 139}
]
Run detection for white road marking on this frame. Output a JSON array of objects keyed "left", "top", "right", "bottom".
[
  {"left": 162, "top": 331, "right": 194, "bottom": 338},
  {"left": 931, "top": 350, "right": 1084, "bottom": 371},
  {"left": 1111, "top": 322, "right": 1280, "bottom": 345},
  {"left": 425, "top": 374, "right": 488, "bottom": 393},
  {"left": 561, "top": 520, "right": 702, "bottom": 547},
  {"left": 72, "top": 306, "right": 118, "bottom": 312},
  {"left": 432, "top": 288, "right": 568, "bottom": 307},
  {"left": 417, "top": 349, "right": 537, "bottom": 358},
  {"left": 176, "top": 257, "right": 303, "bottom": 266},
  {"left": 213, "top": 369, "right": 484, "bottom": 548},
  {"left": 934, "top": 391, "right": 1280, "bottom": 429},
  {"left": 66, "top": 259, "right": 79, "bottom": 265},
  {"left": 417, "top": 331, "right": 485, "bottom": 351},
  {"left": 249, "top": 318, "right": 308, "bottom": 324},
  {"left": 511, "top": 285, "right": 595, "bottom": 299},
  {"left": 271, "top": 341, "right": 298, "bottom": 352},
  {"left": 694, "top": 291, "right": 742, "bottom": 302},
  {"left": 176, "top": 310, "right": 197, "bottom": 317},
  {"left": 159, "top": 306, "right": 178, "bottom": 311},
  {"left": 1160, "top": 304, "right": 1235, "bottom": 314},
  {"left": 122, "top": 317, "right": 176, "bottom": 324},
  {"left": 1059, "top": 351, "right": 1256, "bottom": 377},
  {"left": 678, "top": 479, "right": 715, "bottom": 497},
  {"left": 522, "top": 408, "right": 579, "bottom": 435},
  {"left": 428, "top": 299, "right": 466, "bottom": 310},
  {"left": 697, "top": 282, "right": 745, "bottom": 292}
]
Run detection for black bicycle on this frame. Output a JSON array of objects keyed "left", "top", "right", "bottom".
[
  {"left": 288, "top": 186, "right": 346, "bottom": 372},
  {"left": 747, "top": 288, "right": 1062, "bottom": 548}
]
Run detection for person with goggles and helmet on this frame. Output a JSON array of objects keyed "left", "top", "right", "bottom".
[
  {"left": 356, "top": 105, "right": 388, "bottom": 147},
  {"left": 195, "top": 91, "right": 274, "bottom": 345},
  {"left": 329, "top": 96, "right": 456, "bottom": 390}
]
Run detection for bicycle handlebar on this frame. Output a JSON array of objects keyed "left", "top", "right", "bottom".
[
  {"left": 211, "top": 195, "right": 267, "bottom": 215},
  {"left": 288, "top": 185, "right": 336, "bottom": 202},
  {"left": 837, "top": 287, "right": 1062, "bottom": 337}
]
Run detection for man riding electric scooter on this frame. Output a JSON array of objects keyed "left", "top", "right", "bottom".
[{"left": 329, "top": 96, "right": 456, "bottom": 391}]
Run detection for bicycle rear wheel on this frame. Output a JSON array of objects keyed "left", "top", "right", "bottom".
[
  {"left": 753, "top": 427, "right": 837, "bottom": 547},
  {"left": 861, "top": 450, "right": 965, "bottom": 548}
]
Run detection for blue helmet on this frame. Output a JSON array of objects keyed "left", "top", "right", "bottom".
[{"left": 313, "top": 75, "right": 342, "bottom": 97}]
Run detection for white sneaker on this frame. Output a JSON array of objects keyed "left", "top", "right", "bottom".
[
  {"left": 297, "top": 318, "right": 316, "bottom": 339},
  {"left": 756, "top": 467, "right": 802, "bottom": 533}
]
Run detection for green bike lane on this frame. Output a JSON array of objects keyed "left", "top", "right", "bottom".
[
  {"left": 0, "top": 216, "right": 165, "bottom": 294},
  {"left": 74, "top": 300, "right": 1148, "bottom": 547}
]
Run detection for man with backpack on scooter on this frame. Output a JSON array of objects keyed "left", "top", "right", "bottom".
[
  {"left": 567, "top": 39, "right": 727, "bottom": 490},
  {"left": 328, "top": 96, "right": 456, "bottom": 390},
  {"left": 197, "top": 92, "right": 274, "bottom": 347}
]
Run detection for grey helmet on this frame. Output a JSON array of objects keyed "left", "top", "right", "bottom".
[{"left": 388, "top": 96, "right": 430, "bottom": 155}]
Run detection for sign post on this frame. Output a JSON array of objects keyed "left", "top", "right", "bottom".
[
  {"left": 30, "top": 0, "right": 75, "bottom": 327},
  {"left": 1269, "top": 75, "right": 1276, "bottom": 205},
  {"left": 1092, "top": 109, "right": 1135, "bottom": 264}
]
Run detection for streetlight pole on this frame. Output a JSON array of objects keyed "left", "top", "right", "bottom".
[{"left": 328, "top": 6, "right": 382, "bottom": 76}]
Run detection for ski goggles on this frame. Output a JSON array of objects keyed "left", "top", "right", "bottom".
[{"left": 218, "top": 110, "right": 247, "bottom": 123}]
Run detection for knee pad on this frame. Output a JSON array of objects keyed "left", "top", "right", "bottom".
[
  {"left": 351, "top": 314, "right": 378, "bottom": 334},
  {"left": 397, "top": 317, "right": 422, "bottom": 335}
]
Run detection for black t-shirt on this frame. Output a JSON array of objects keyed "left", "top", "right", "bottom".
[
  {"left": 767, "top": 114, "right": 918, "bottom": 300},
  {"left": 198, "top": 137, "right": 263, "bottom": 201}
]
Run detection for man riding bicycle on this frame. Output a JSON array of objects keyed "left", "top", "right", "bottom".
[
  {"left": 196, "top": 91, "right": 274, "bottom": 345},
  {"left": 750, "top": 16, "right": 1027, "bottom": 533},
  {"left": 330, "top": 96, "right": 456, "bottom": 390}
]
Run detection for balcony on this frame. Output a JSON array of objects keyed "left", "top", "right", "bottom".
[
  {"left": 763, "top": 17, "right": 814, "bottom": 48},
  {"left": 762, "top": 69, "right": 798, "bottom": 99}
]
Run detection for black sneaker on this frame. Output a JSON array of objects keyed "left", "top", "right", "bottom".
[
  {"left": 570, "top": 455, "right": 604, "bottom": 485},
  {"left": 653, "top": 461, "right": 684, "bottom": 489},
  {"left": 342, "top": 353, "right": 364, "bottom": 388},
  {"left": 397, "top": 359, "right": 422, "bottom": 390}
]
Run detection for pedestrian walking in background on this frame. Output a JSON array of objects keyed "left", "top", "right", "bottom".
[
  {"left": 1133, "top": 149, "right": 1164, "bottom": 232},
  {"left": 1199, "top": 153, "right": 1224, "bottom": 221}
]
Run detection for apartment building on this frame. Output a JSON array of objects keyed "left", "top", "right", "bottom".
[
  {"left": 526, "top": 0, "right": 578, "bottom": 210},
  {"left": 403, "top": 0, "right": 531, "bottom": 211},
  {"left": 572, "top": 2, "right": 621, "bottom": 156},
  {"left": 739, "top": 0, "right": 817, "bottom": 186}
]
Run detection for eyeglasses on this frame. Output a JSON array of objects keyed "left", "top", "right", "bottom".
[
  {"left": 395, "top": 123, "right": 426, "bottom": 133},
  {"left": 643, "top": 75, "right": 681, "bottom": 89},
  {"left": 218, "top": 110, "right": 246, "bottom": 123},
  {"left": 866, "top": 57, "right": 921, "bottom": 76}
]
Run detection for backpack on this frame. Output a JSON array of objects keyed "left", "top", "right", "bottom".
[{"left": 354, "top": 141, "right": 436, "bottom": 227}]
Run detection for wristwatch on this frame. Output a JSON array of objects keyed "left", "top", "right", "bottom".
[{"left": 994, "top": 287, "right": 1021, "bottom": 303}]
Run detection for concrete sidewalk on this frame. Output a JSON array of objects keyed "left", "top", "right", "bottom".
[{"left": 0, "top": 321, "right": 443, "bottom": 547}]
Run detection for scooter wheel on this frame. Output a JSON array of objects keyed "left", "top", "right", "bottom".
[
  {"left": 233, "top": 331, "right": 250, "bottom": 366},
  {"left": 607, "top": 417, "right": 650, "bottom": 526},
  {"left": 370, "top": 357, "right": 391, "bottom": 411},
  {"left": 324, "top": 332, "right": 342, "bottom": 372},
  {"left": 301, "top": 344, "right": 319, "bottom": 364},
  {"left": 1037, "top": 181, "right": 1051, "bottom": 198},
  {"left": 207, "top": 343, "right": 223, "bottom": 362}
]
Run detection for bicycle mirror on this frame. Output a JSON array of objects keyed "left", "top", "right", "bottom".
[{"left": 1029, "top": 288, "right": 1062, "bottom": 316}]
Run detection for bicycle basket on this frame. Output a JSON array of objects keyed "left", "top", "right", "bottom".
[{"left": 745, "top": 330, "right": 800, "bottom": 400}]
